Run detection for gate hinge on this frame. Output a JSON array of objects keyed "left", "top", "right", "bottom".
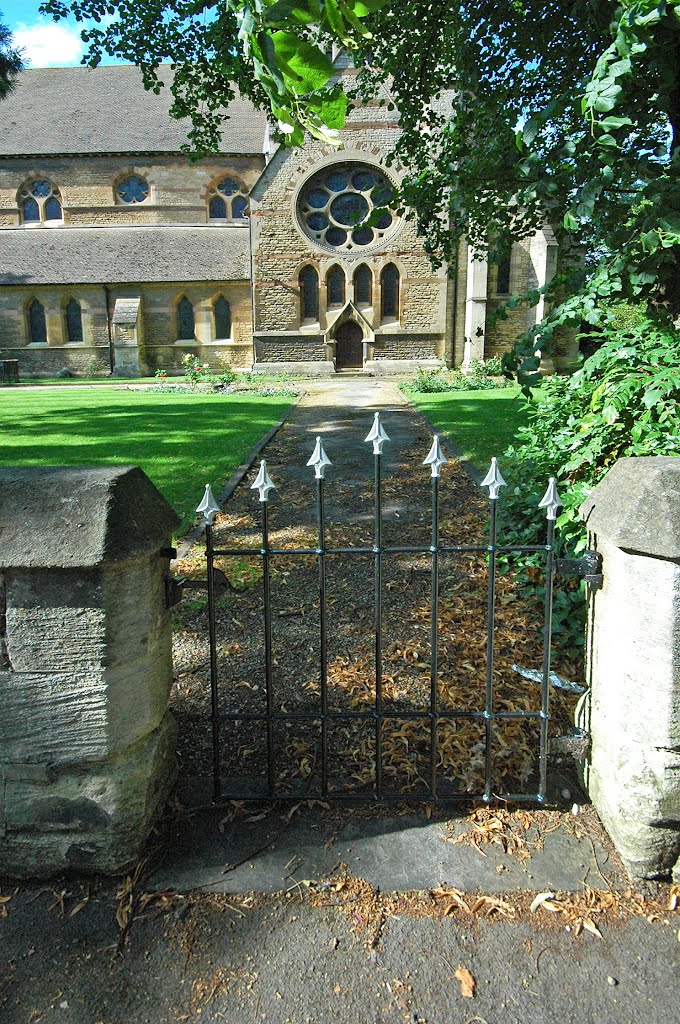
[
  {"left": 164, "top": 575, "right": 185, "bottom": 609},
  {"left": 555, "top": 549, "right": 603, "bottom": 586},
  {"left": 548, "top": 728, "right": 591, "bottom": 759}
]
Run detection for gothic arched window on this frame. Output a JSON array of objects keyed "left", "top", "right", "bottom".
[
  {"left": 380, "top": 263, "right": 400, "bottom": 321},
  {"left": 28, "top": 299, "right": 47, "bottom": 344},
  {"left": 496, "top": 253, "right": 511, "bottom": 294},
  {"left": 327, "top": 265, "right": 345, "bottom": 307},
  {"left": 354, "top": 264, "right": 372, "bottom": 307},
  {"left": 65, "top": 299, "right": 83, "bottom": 343},
  {"left": 177, "top": 297, "right": 195, "bottom": 340},
  {"left": 214, "top": 296, "right": 232, "bottom": 339},
  {"left": 20, "top": 180, "right": 62, "bottom": 224},
  {"left": 207, "top": 177, "right": 249, "bottom": 221},
  {"left": 300, "top": 266, "right": 319, "bottom": 322}
]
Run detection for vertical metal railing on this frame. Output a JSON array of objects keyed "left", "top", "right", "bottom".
[
  {"left": 195, "top": 414, "right": 563, "bottom": 807},
  {"left": 366, "top": 413, "right": 389, "bottom": 800},
  {"left": 307, "top": 437, "right": 331, "bottom": 798}
]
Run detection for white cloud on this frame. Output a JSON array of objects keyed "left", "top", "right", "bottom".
[{"left": 12, "top": 21, "right": 84, "bottom": 68}]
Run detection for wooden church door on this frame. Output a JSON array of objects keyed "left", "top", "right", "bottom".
[{"left": 335, "top": 320, "right": 364, "bottom": 369}]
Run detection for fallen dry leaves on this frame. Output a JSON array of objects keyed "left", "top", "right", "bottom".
[
  {"left": 171, "top": 445, "right": 583, "bottom": 797},
  {"left": 455, "top": 966, "right": 476, "bottom": 998}
]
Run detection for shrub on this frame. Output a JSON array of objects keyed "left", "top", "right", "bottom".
[
  {"left": 401, "top": 360, "right": 514, "bottom": 394},
  {"left": 499, "top": 317, "right": 680, "bottom": 650}
]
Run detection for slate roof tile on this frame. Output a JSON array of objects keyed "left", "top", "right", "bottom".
[
  {"left": 0, "top": 225, "right": 251, "bottom": 285},
  {"left": 0, "top": 66, "right": 269, "bottom": 156}
]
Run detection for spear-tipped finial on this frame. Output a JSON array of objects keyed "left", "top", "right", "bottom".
[
  {"left": 538, "top": 477, "right": 563, "bottom": 520},
  {"left": 251, "top": 460, "right": 276, "bottom": 503},
  {"left": 364, "top": 412, "right": 390, "bottom": 455},
  {"left": 423, "top": 434, "right": 448, "bottom": 478},
  {"left": 196, "top": 483, "right": 221, "bottom": 526},
  {"left": 306, "top": 435, "right": 332, "bottom": 480},
  {"left": 480, "top": 457, "right": 507, "bottom": 500}
]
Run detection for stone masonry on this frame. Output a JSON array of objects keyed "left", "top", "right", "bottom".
[
  {"left": 578, "top": 457, "right": 680, "bottom": 880},
  {"left": 0, "top": 466, "right": 179, "bottom": 877},
  {"left": 0, "top": 63, "right": 569, "bottom": 376}
]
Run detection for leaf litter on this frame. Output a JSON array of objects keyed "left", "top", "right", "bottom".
[{"left": 171, "top": 440, "right": 584, "bottom": 800}]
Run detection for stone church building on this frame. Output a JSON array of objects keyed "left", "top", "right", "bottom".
[{"left": 0, "top": 61, "right": 563, "bottom": 377}]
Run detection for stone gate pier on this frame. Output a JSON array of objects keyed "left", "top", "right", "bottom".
[
  {"left": 579, "top": 456, "right": 680, "bottom": 881},
  {"left": 0, "top": 466, "right": 179, "bottom": 877}
]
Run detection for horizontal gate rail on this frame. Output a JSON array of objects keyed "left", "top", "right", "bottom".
[{"left": 193, "top": 412, "right": 565, "bottom": 808}]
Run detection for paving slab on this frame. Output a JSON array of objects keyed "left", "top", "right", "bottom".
[
  {"left": 150, "top": 800, "right": 624, "bottom": 896},
  {"left": 1, "top": 881, "right": 678, "bottom": 1024}
]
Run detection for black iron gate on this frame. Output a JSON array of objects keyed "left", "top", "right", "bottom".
[{"left": 184, "top": 413, "right": 580, "bottom": 807}]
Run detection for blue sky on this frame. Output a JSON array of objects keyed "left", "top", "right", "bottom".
[{"left": 2, "top": 1, "right": 121, "bottom": 66}]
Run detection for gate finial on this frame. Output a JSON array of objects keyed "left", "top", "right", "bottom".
[
  {"left": 251, "top": 460, "right": 276, "bottom": 503},
  {"left": 480, "top": 457, "right": 507, "bottom": 499},
  {"left": 539, "top": 477, "right": 563, "bottom": 520},
  {"left": 364, "top": 411, "right": 390, "bottom": 455},
  {"left": 307, "top": 435, "right": 332, "bottom": 479},
  {"left": 196, "top": 483, "right": 221, "bottom": 525},
  {"left": 423, "top": 435, "right": 448, "bottom": 478}
]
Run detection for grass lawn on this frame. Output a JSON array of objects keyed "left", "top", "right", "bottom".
[
  {"left": 408, "top": 386, "right": 527, "bottom": 471},
  {"left": 0, "top": 389, "right": 293, "bottom": 533}
]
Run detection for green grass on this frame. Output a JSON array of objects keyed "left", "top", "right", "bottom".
[
  {"left": 9, "top": 377, "right": 165, "bottom": 387},
  {"left": 408, "top": 386, "right": 527, "bottom": 471},
  {"left": 0, "top": 389, "right": 293, "bottom": 533}
]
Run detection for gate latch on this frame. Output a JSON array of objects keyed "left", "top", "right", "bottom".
[
  {"left": 555, "top": 549, "right": 603, "bottom": 587},
  {"left": 164, "top": 568, "right": 232, "bottom": 609}
]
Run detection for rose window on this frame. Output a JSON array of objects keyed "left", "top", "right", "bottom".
[
  {"left": 117, "top": 175, "right": 149, "bottom": 204},
  {"left": 298, "top": 163, "right": 396, "bottom": 252}
]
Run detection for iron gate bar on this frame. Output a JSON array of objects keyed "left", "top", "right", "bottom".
[
  {"left": 210, "top": 544, "right": 550, "bottom": 556},
  {"left": 206, "top": 522, "right": 221, "bottom": 798},
  {"left": 212, "top": 710, "right": 547, "bottom": 721},
  {"left": 537, "top": 478, "right": 562, "bottom": 801},
  {"left": 430, "top": 472, "right": 440, "bottom": 798},
  {"left": 485, "top": 495, "right": 497, "bottom": 802},
  {"left": 261, "top": 499, "right": 276, "bottom": 798},
  {"left": 374, "top": 443, "right": 384, "bottom": 800},
  {"left": 196, "top": 419, "right": 564, "bottom": 806}
]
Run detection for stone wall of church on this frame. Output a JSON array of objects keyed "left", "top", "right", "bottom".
[
  {"left": 0, "top": 280, "right": 253, "bottom": 377},
  {"left": 451, "top": 235, "right": 560, "bottom": 367},
  {"left": 0, "top": 156, "right": 264, "bottom": 228},
  {"left": 250, "top": 91, "right": 449, "bottom": 367}
]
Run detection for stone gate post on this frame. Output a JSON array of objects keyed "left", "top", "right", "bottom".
[
  {"left": 0, "top": 466, "right": 179, "bottom": 877},
  {"left": 579, "top": 456, "right": 679, "bottom": 880}
]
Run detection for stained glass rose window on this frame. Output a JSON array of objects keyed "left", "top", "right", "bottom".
[{"left": 298, "top": 163, "right": 397, "bottom": 252}]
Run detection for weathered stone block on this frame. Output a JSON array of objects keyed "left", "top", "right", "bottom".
[
  {"left": 0, "top": 466, "right": 180, "bottom": 877},
  {"left": 579, "top": 457, "right": 680, "bottom": 880},
  {"left": 0, "top": 713, "right": 177, "bottom": 877}
]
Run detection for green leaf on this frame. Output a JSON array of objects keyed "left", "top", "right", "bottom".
[
  {"left": 640, "top": 229, "right": 660, "bottom": 253},
  {"left": 265, "top": 0, "right": 320, "bottom": 25},
  {"left": 350, "top": 0, "right": 388, "bottom": 13},
  {"left": 522, "top": 115, "right": 540, "bottom": 146},
  {"left": 308, "top": 88, "right": 348, "bottom": 128},
  {"left": 271, "top": 32, "right": 335, "bottom": 90},
  {"left": 599, "top": 115, "right": 633, "bottom": 130}
]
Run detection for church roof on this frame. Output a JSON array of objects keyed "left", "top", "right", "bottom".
[
  {"left": 0, "top": 225, "right": 251, "bottom": 285},
  {"left": 0, "top": 66, "right": 269, "bottom": 157}
]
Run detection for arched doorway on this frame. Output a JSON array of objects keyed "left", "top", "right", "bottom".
[{"left": 335, "top": 320, "right": 364, "bottom": 369}]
